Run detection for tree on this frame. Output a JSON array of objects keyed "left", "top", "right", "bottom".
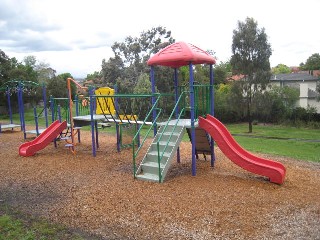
[
  {"left": 0, "top": 50, "right": 14, "bottom": 86},
  {"left": 101, "top": 56, "right": 124, "bottom": 86},
  {"left": 214, "top": 61, "right": 232, "bottom": 85},
  {"left": 47, "top": 73, "right": 75, "bottom": 98},
  {"left": 230, "top": 17, "right": 272, "bottom": 132},
  {"left": 304, "top": 53, "right": 320, "bottom": 70},
  {"left": 254, "top": 86, "right": 299, "bottom": 123},
  {"left": 272, "top": 64, "right": 291, "bottom": 74},
  {"left": 132, "top": 73, "right": 155, "bottom": 118},
  {"left": 101, "top": 26, "right": 175, "bottom": 93},
  {"left": 47, "top": 76, "right": 68, "bottom": 98},
  {"left": 35, "top": 63, "right": 56, "bottom": 84},
  {"left": 23, "top": 55, "right": 37, "bottom": 68}
]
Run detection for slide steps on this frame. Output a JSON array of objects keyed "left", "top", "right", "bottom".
[{"left": 135, "top": 124, "right": 185, "bottom": 183}]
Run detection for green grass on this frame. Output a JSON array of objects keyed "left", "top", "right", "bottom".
[
  {"left": 226, "top": 122, "right": 320, "bottom": 140},
  {"left": 233, "top": 136, "right": 320, "bottom": 162},
  {"left": 225, "top": 123, "right": 320, "bottom": 162},
  {"left": 0, "top": 213, "right": 85, "bottom": 240}
]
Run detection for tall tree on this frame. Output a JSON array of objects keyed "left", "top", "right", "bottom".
[
  {"left": 0, "top": 50, "right": 14, "bottom": 86},
  {"left": 101, "top": 26, "right": 175, "bottom": 93},
  {"left": 304, "top": 53, "right": 320, "bottom": 70},
  {"left": 230, "top": 17, "right": 272, "bottom": 132}
]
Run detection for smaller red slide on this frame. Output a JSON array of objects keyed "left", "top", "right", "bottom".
[
  {"left": 198, "top": 114, "right": 286, "bottom": 184},
  {"left": 19, "top": 120, "right": 67, "bottom": 157}
]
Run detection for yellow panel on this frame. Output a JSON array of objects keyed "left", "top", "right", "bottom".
[
  {"left": 95, "top": 87, "right": 115, "bottom": 115},
  {"left": 119, "top": 114, "right": 138, "bottom": 121}
]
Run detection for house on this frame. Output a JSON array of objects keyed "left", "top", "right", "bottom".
[
  {"left": 225, "top": 71, "right": 320, "bottom": 113},
  {"left": 270, "top": 71, "right": 320, "bottom": 113}
]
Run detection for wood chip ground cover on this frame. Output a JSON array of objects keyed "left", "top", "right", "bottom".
[{"left": 0, "top": 129, "right": 319, "bottom": 239}]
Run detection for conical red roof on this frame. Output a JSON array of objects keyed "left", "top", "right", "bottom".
[{"left": 147, "top": 41, "right": 216, "bottom": 68}]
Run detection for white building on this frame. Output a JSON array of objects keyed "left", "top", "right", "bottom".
[{"left": 270, "top": 72, "right": 320, "bottom": 113}]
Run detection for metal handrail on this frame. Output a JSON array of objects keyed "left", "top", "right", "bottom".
[
  {"left": 132, "top": 94, "right": 162, "bottom": 176},
  {"left": 155, "top": 92, "right": 187, "bottom": 182}
]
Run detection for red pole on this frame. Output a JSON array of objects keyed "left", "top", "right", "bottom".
[{"left": 67, "top": 77, "right": 88, "bottom": 154}]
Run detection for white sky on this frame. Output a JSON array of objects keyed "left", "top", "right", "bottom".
[{"left": 1, "top": 0, "right": 319, "bottom": 78}]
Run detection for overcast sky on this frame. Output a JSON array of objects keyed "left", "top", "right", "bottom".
[{"left": 1, "top": 0, "right": 319, "bottom": 78}]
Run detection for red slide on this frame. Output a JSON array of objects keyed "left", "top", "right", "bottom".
[
  {"left": 198, "top": 114, "right": 286, "bottom": 184},
  {"left": 19, "top": 120, "right": 67, "bottom": 157}
]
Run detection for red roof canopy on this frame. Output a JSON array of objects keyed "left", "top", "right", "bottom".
[{"left": 147, "top": 41, "right": 216, "bottom": 68}]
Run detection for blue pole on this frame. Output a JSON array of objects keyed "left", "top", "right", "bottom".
[
  {"left": 33, "top": 106, "right": 39, "bottom": 135},
  {"left": 114, "top": 85, "right": 120, "bottom": 152},
  {"left": 6, "top": 87, "right": 13, "bottom": 124},
  {"left": 75, "top": 95, "right": 79, "bottom": 116},
  {"left": 150, "top": 66, "right": 157, "bottom": 136},
  {"left": 189, "top": 63, "right": 196, "bottom": 176},
  {"left": 54, "top": 105, "right": 62, "bottom": 148},
  {"left": 50, "top": 96, "right": 55, "bottom": 123},
  {"left": 89, "top": 89, "right": 96, "bottom": 157},
  {"left": 42, "top": 84, "right": 48, "bottom": 128},
  {"left": 116, "top": 123, "right": 120, "bottom": 152},
  {"left": 209, "top": 64, "right": 215, "bottom": 167},
  {"left": 174, "top": 68, "right": 181, "bottom": 163},
  {"left": 18, "top": 82, "right": 26, "bottom": 138}
]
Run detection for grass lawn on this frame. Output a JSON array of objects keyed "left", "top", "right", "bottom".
[
  {"left": 0, "top": 206, "right": 86, "bottom": 240},
  {"left": 225, "top": 123, "right": 320, "bottom": 162}
]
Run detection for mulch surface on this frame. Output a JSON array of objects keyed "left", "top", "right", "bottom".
[{"left": 0, "top": 127, "right": 320, "bottom": 239}]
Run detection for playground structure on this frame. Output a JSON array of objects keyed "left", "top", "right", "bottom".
[
  {"left": 0, "top": 80, "right": 49, "bottom": 137},
  {"left": 16, "top": 41, "right": 286, "bottom": 185},
  {"left": 132, "top": 41, "right": 286, "bottom": 184}
]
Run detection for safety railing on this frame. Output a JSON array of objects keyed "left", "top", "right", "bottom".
[
  {"left": 155, "top": 92, "right": 187, "bottom": 182},
  {"left": 132, "top": 94, "right": 162, "bottom": 176},
  {"left": 178, "top": 84, "right": 212, "bottom": 119}
]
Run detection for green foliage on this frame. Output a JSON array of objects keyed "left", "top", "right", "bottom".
[
  {"left": 254, "top": 86, "right": 299, "bottom": 123},
  {"left": 194, "top": 64, "right": 210, "bottom": 83},
  {"left": 213, "top": 61, "right": 232, "bottom": 84},
  {"left": 132, "top": 73, "right": 155, "bottom": 118},
  {"left": 58, "top": 73, "right": 77, "bottom": 97},
  {"left": 178, "top": 66, "right": 189, "bottom": 86},
  {"left": 133, "top": 73, "right": 152, "bottom": 94},
  {"left": 86, "top": 71, "right": 102, "bottom": 86},
  {"left": 101, "top": 26, "right": 175, "bottom": 94},
  {"left": 230, "top": 17, "right": 272, "bottom": 132},
  {"left": 214, "top": 84, "right": 241, "bottom": 122},
  {"left": 47, "top": 76, "right": 68, "bottom": 98},
  {"left": 304, "top": 53, "right": 320, "bottom": 70},
  {"left": 272, "top": 64, "right": 291, "bottom": 74},
  {"left": 0, "top": 50, "right": 13, "bottom": 86}
]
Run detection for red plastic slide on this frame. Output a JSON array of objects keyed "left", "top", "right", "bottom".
[
  {"left": 19, "top": 120, "right": 67, "bottom": 157},
  {"left": 198, "top": 114, "right": 286, "bottom": 184}
]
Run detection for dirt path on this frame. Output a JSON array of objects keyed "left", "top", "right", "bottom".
[{"left": 0, "top": 129, "right": 319, "bottom": 239}]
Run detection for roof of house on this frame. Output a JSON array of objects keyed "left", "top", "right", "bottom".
[
  {"left": 226, "top": 74, "right": 246, "bottom": 81},
  {"left": 271, "top": 72, "right": 320, "bottom": 81}
]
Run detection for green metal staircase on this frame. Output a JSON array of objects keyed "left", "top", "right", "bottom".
[{"left": 135, "top": 124, "right": 185, "bottom": 182}]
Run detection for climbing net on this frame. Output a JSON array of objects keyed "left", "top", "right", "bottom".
[{"left": 0, "top": 80, "right": 40, "bottom": 96}]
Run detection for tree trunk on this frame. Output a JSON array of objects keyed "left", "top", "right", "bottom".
[
  {"left": 247, "top": 88, "right": 253, "bottom": 133},
  {"left": 248, "top": 119, "right": 253, "bottom": 133}
]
